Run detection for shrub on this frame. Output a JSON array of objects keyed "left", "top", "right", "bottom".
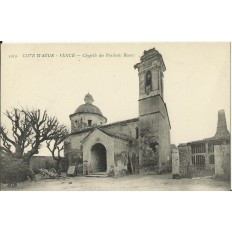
[
  {"left": 172, "top": 174, "right": 181, "bottom": 179},
  {"left": 0, "top": 155, "right": 35, "bottom": 185}
]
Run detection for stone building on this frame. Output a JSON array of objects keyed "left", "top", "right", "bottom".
[
  {"left": 178, "top": 109, "right": 230, "bottom": 176},
  {"left": 64, "top": 48, "right": 171, "bottom": 175}
]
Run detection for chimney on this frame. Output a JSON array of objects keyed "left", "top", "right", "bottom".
[{"left": 215, "top": 109, "right": 229, "bottom": 137}]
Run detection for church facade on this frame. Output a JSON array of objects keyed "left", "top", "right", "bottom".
[{"left": 64, "top": 48, "right": 171, "bottom": 175}]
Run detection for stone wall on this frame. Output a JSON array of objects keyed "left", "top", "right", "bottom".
[
  {"left": 214, "top": 145, "right": 230, "bottom": 181},
  {"left": 30, "top": 156, "right": 67, "bottom": 172},
  {"left": 172, "top": 148, "right": 180, "bottom": 178}
]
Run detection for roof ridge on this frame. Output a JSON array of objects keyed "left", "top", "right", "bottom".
[
  {"left": 100, "top": 117, "right": 139, "bottom": 128},
  {"left": 97, "top": 127, "right": 132, "bottom": 142}
]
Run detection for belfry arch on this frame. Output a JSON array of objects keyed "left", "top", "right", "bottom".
[{"left": 90, "top": 143, "right": 107, "bottom": 173}]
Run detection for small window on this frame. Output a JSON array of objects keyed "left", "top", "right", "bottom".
[
  {"left": 209, "top": 155, "right": 215, "bottom": 164},
  {"left": 88, "top": 120, "right": 92, "bottom": 126},
  {"left": 135, "top": 127, "right": 139, "bottom": 139}
]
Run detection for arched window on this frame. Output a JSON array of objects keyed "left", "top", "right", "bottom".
[{"left": 145, "top": 71, "right": 152, "bottom": 94}]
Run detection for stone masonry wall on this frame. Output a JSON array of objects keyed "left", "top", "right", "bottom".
[{"left": 214, "top": 145, "right": 230, "bottom": 181}]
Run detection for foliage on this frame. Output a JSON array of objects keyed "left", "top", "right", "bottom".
[
  {"left": 114, "top": 151, "right": 128, "bottom": 166},
  {"left": 0, "top": 155, "right": 35, "bottom": 185},
  {"left": 139, "top": 128, "right": 159, "bottom": 168},
  {"left": 0, "top": 108, "right": 68, "bottom": 164},
  {"left": 108, "top": 165, "right": 128, "bottom": 178},
  {"left": 108, "top": 165, "right": 115, "bottom": 177},
  {"left": 46, "top": 128, "right": 69, "bottom": 173}
]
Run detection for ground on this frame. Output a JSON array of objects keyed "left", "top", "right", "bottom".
[{"left": 1, "top": 174, "right": 231, "bottom": 191}]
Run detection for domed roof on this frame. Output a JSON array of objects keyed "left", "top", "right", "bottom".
[
  {"left": 74, "top": 93, "right": 103, "bottom": 116},
  {"left": 75, "top": 104, "right": 103, "bottom": 116}
]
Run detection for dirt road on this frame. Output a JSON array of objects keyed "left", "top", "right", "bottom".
[{"left": 1, "top": 174, "right": 230, "bottom": 191}]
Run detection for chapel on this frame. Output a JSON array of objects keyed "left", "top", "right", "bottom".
[{"left": 64, "top": 48, "right": 171, "bottom": 175}]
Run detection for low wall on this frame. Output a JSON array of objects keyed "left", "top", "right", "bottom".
[{"left": 30, "top": 156, "right": 67, "bottom": 172}]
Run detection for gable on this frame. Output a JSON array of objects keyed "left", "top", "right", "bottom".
[{"left": 81, "top": 128, "right": 114, "bottom": 145}]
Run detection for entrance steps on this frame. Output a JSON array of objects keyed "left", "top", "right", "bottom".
[{"left": 86, "top": 172, "right": 108, "bottom": 178}]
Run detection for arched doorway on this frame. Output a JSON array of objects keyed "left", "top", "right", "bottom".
[{"left": 91, "top": 143, "right": 107, "bottom": 173}]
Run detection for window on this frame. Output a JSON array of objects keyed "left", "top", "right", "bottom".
[
  {"left": 135, "top": 127, "right": 139, "bottom": 139},
  {"left": 192, "top": 155, "right": 205, "bottom": 167},
  {"left": 209, "top": 155, "right": 215, "bottom": 164},
  {"left": 191, "top": 144, "right": 206, "bottom": 154},
  {"left": 145, "top": 71, "right": 152, "bottom": 94},
  {"left": 88, "top": 120, "right": 92, "bottom": 126}
]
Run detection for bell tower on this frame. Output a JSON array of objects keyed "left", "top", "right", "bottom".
[{"left": 134, "top": 48, "right": 171, "bottom": 168}]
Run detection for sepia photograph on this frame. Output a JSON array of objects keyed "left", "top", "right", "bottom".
[{"left": 0, "top": 43, "right": 230, "bottom": 191}]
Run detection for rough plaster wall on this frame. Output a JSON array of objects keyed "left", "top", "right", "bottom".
[
  {"left": 66, "top": 132, "right": 89, "bottom": 150},
  {"left": 114, "top": 139, "right": 130, "bottom": 172},
  {"left": 71, "top": 113, "right": 106, "bottom": 132},
  {"left": 172, "top": 148, "right": 180, "bottom": 175},
  {"left": 158, "top": 113, "right": 171, "bottom": 165},
  {"left": 114, "top": 139, "right": 129, "bottom": 154},
  {"left": 139, "top": 96, "right": 160, "bottom": 116},
  {"left": 214, "top": 145, "right": 230, "bottom": 180},
  {"left": 178, "top": 145, "right": 190, "bottom": 165},
  {"left": 139, "top": 114, "right": 159, "bottom": 136},
  {"left": 103, "top": 121, "right": 138, "bottom": 139},
  {"left": 138, "top": 95, "right": 171, "bottom": 166},
  {"left": 64, "top": 132, "right": 89, "bottom": 169}
]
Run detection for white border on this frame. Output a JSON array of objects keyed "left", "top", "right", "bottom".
[{"left": 0, "top": 1, "right": 231, "bottom": 232}]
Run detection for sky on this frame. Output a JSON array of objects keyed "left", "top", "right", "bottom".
[{"left": 1, "top": 43, "right": 230, "bottom": 152}]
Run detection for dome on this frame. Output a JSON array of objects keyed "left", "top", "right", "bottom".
[
  {"left": 74, "top": 93, "right": 103, "bottom": 116},
  {"left": 75, "top": 104, "right": 103, "bottom": 116}
]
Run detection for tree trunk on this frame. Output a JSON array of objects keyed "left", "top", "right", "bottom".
[
  {"left": 129, "top": 154, "right": 134, "bottom": 174},
  {"left": 15, "top": 145, "right": 23, "bottom": 158},
  {"left": 56, "top": 159, "right": 61, "bottom": 175}
]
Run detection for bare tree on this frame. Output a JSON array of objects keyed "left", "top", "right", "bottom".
[
  {"left": 46, "top": 126, "right": 69, "bottom": 173},
  {"left": 0, "top": 109, "right": 33, "bottom": 157},
  {"left": 0, "top": 108, "right": 69, "bottom": 164}
]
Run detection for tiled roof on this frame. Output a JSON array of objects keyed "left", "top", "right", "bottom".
[
  {"left": 100, "top": 117, "right": 139, "bottom": 128},
  {"left": 81, "top": 127, "right": 133, "bottom": 143},
  {"left": 187, "top": 133, "right": 230, "bottom": 145},
  {"left": 97, "top": 128, "right": 133, "bottom": 142},
  {"left": 70, "top": 117, "right": 138, "bottom": 136},
  {"left": 178, "top": 143, "right": 187, "bottom": 147}
]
